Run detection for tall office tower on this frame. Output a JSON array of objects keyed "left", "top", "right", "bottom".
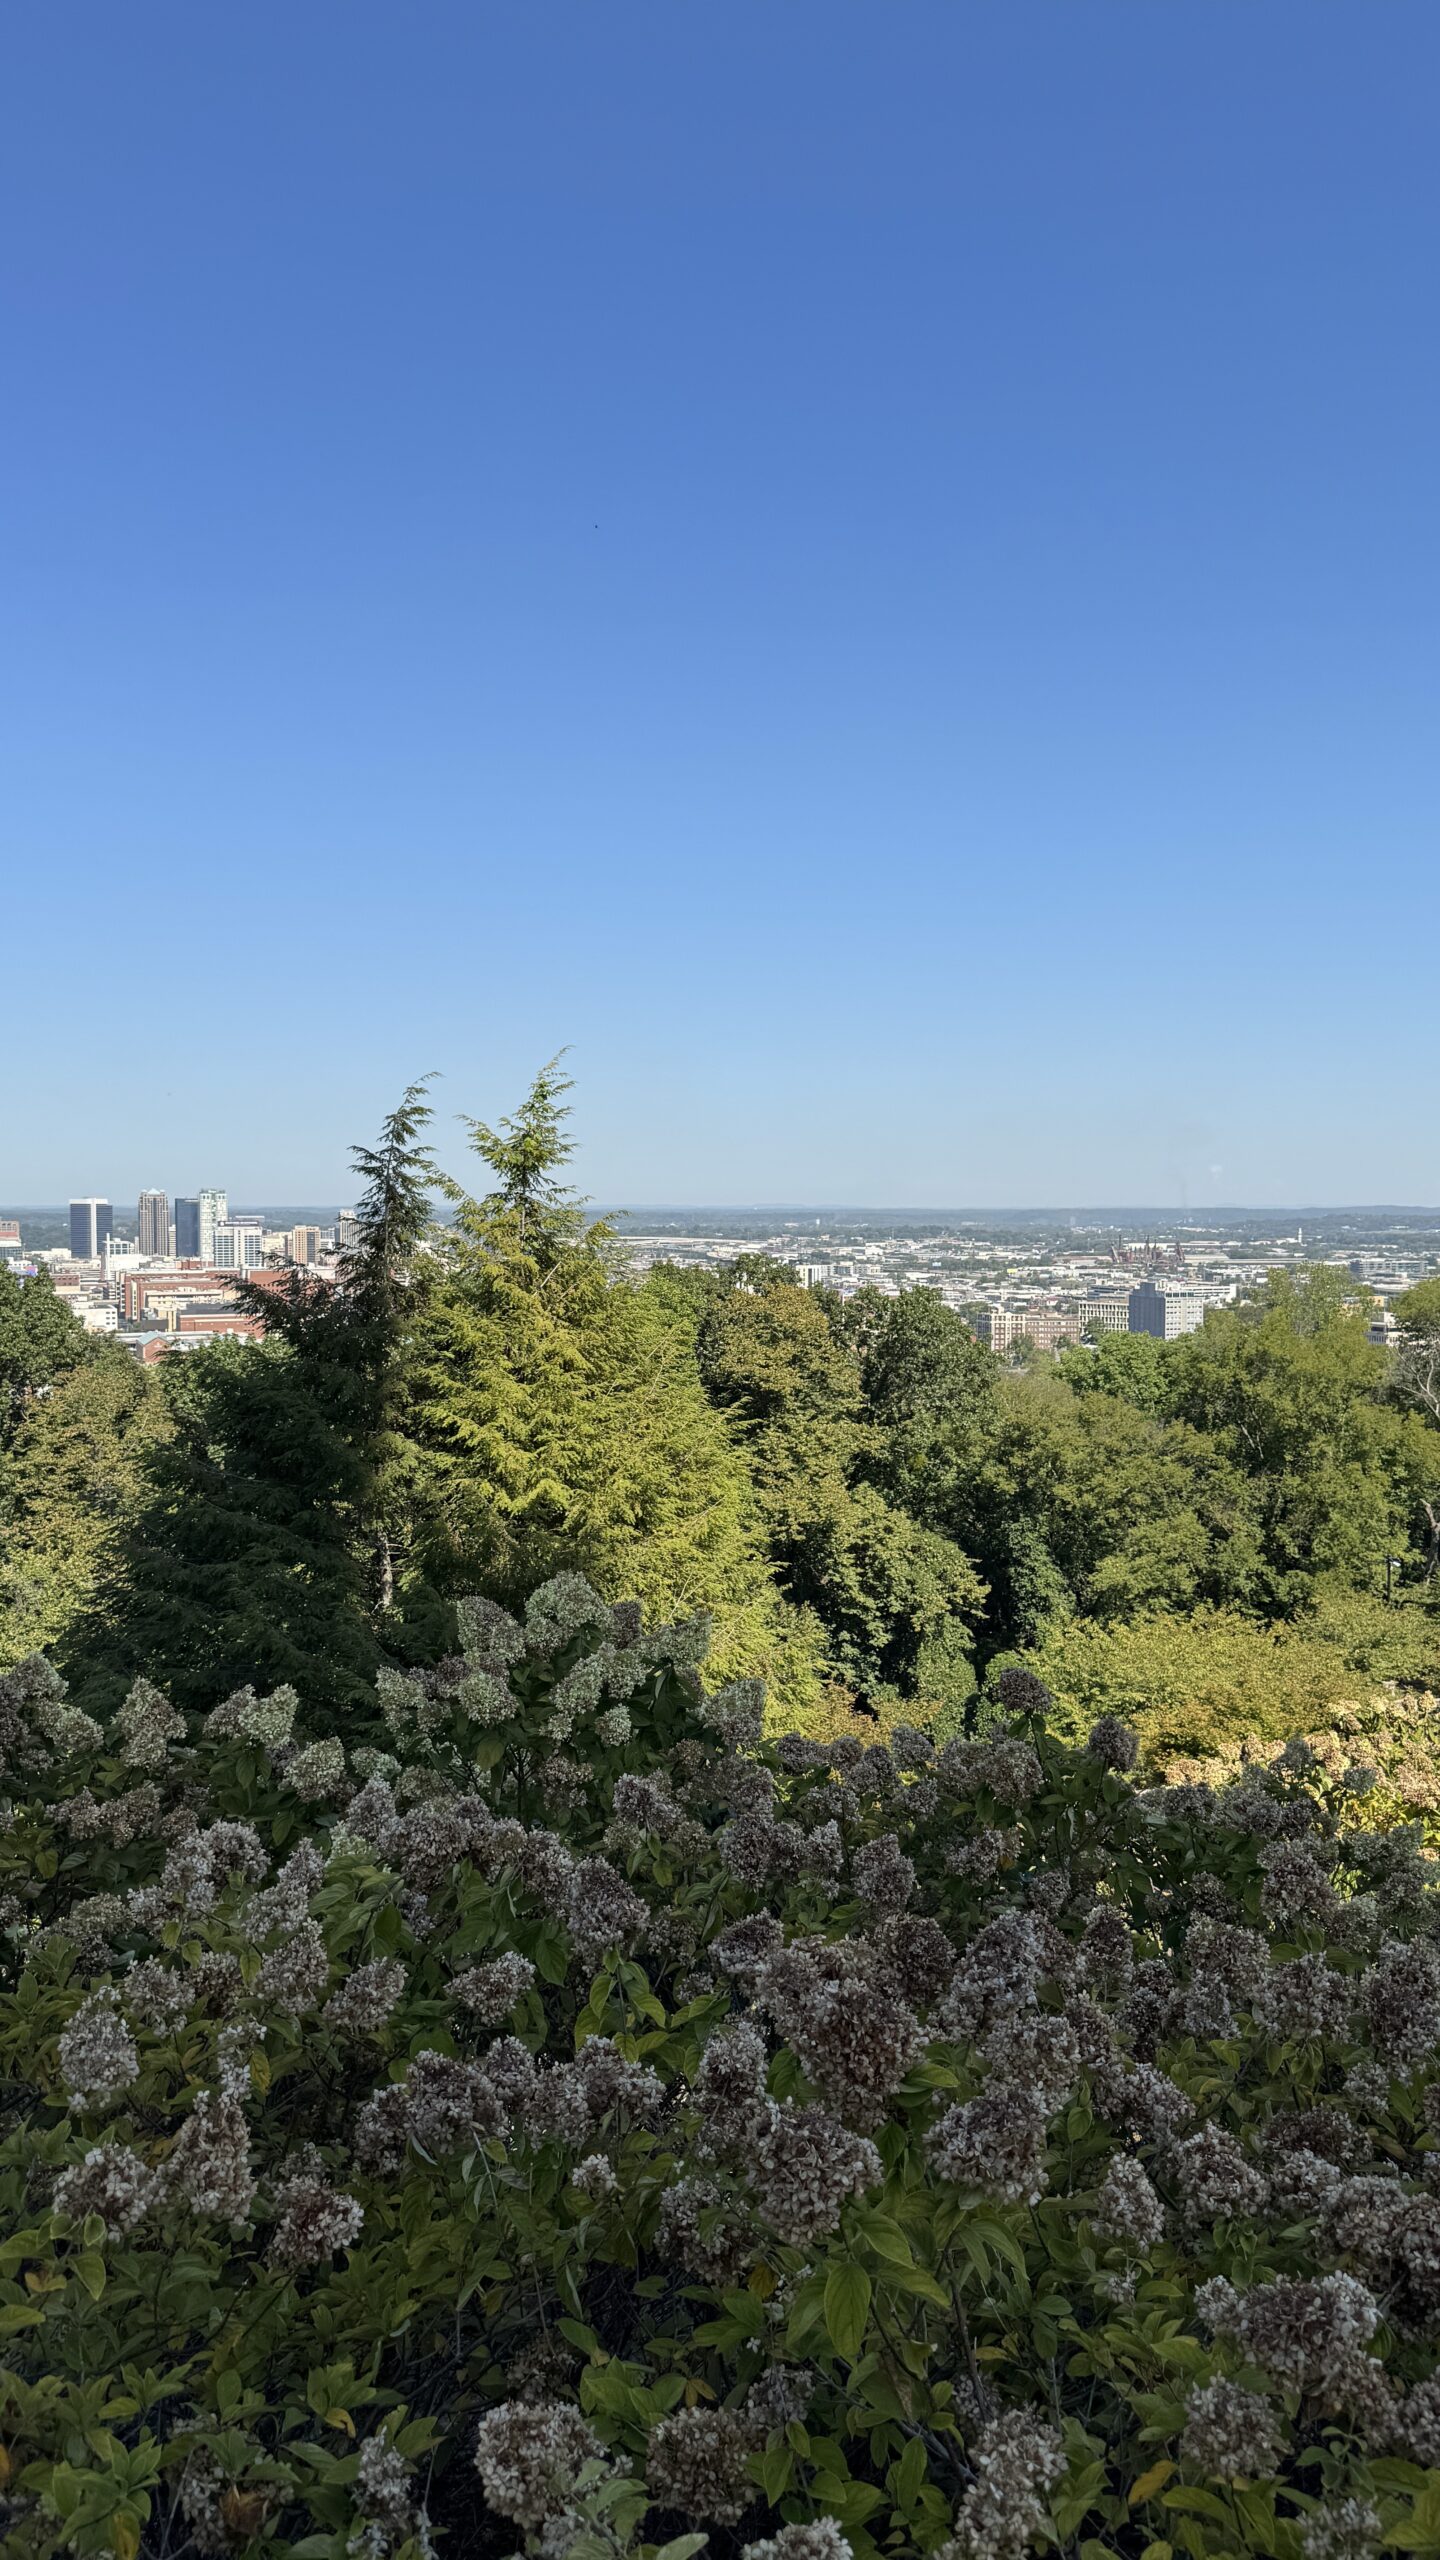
[
  {"left": 336, "top": 1210, "right": 359, "bottom": 1252},
  {"left": 289, "top": 1224, "right": 322, "bottom": 1265},
  {"left": 137, "top": 1190, "right": 170, "bottom": 1258},
  {"left": 173, "top": 1198, "right": 201, "bottom": 1257},
  {"left": 198, "top": 1189, "right": 228, "bottom": 1261},
  {"left": 69, "top": 1199, "right": 113, "bottom": 1259}
]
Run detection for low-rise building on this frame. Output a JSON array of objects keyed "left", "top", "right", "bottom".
[
  {"left": 1079, "top": 1293, "right": 1131, "bottom": 1335},
  {"left": 978, "top": 1306, "right": 1083, "bottom": 1355},
  {"left": 122, "top": 1270, "right": 239, "bottom": 1323}
]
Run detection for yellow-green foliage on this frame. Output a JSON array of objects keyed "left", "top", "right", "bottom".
[
  {"left": 1303, "top": 1583, "right": 1440, "bottom": 1690},
  {"left": 767, "top": 1675, "right": 932, "bottom": 1751},
  {"left": 1034, "top": 1593, "right": 1440, "bottom": 1766},
  {"left": 1033, "top": 1604, "right": 1369, "bottom": 1759},
  {"left": 0, "top": 1355, "right": 167, "bottom": 1669}
]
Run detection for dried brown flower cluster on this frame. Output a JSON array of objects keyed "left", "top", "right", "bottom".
[{"left": 9, "top": 1583, "right": 1440, "bottom": 2560}]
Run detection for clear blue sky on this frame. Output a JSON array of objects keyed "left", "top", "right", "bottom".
[{"left": 3, "top": 3, "right": 1437, "bottom": 1208}]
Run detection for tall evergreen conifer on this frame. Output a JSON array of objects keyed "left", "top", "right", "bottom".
[
  {"left": 402, "top": 1064, "right": 788, "bottom": 1678},
  {"left": 67, "top": 1086, "right": 438, "bottom": 1711}
]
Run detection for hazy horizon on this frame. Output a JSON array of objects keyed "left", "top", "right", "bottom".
[{"left": 7, "top": 1195, "right": 1440, "bottom": 1226}]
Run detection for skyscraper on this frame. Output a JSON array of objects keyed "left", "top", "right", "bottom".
[
  {"left": 198, "top": 1190, "right": 228, "bottom": 1261},
  {"left": 173, "top": 1198, "right": 201, "bottom": 1257},
  {"left": 138, "top": 1190, "right": 170, "bottom": 1258},
  {"left": 69, "top": 1199, "right": 113, "bottom": 1259}
]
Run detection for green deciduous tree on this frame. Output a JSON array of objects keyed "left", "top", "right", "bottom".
[
  {"left": 0, "top": 1349, "right": 166, "bottom": 1666},
  {"left": 0, "top": 1263, "right": 90, "bottom": 1446},
  {"left": 1162, "top": 1268, "right": 1436, "bottom": 1607},
  {"left": 1057, "top": 1327, "right": 1168, "bottom": 1413},
  {"left": 694, "top": 1272, "right": 985, "bottom": 1707}
]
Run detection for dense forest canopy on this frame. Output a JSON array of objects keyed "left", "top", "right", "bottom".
[{"left": 4, "top": 1068, "right": 1440, "bottom": 1765}]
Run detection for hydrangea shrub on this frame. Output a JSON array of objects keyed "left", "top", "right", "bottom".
[{"left": 5, "top": 1585, "right": 1440, "bottom": 2560}]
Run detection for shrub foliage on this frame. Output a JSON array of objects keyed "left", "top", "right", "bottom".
[{"left": 7, "top": 1593, "right": 1440, "bottom": 2560}]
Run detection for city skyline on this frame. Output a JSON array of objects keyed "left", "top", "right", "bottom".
[{"left": 12, "top": 1188, "right": 1427, "bottom": 1373}]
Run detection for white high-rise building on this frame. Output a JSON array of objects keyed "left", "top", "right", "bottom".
[
  {"left": 197, "top": 1189, "right": 228, "bottom": 1261},
  {"left": 213, "top": 1218, "right": 265, "bottom": 1273}
]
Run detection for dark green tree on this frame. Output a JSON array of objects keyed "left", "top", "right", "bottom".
[
  {"left": 1161, "top": 1268, "right": 1427, "bottom": 1608},
  {"left": 1390, "top": 1280, "right": 1440, "bottom": 1581},
  {"left": 694, "top": 1272, "right": 985, "bottom": 1706},
  {"left": 843, "top": 1284, "right": 998, "bottom": 1433},
  {"left": 67, "top": 1085, "right": 439, "bottom": 1713},
  {"left": 1057, "top": 1328, "right": 1169, "bottom": 1414}
]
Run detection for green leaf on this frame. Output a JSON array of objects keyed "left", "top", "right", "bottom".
[
  {"left": 72, "top": 2252, "right": 107, "bottom": 2302},
  {"left": 969, "top": 2215, "right": 1030, "bottom": 2282},
  {"left": 754, "top": 2444, "right": 794, "bottom": 2503},
  {"left": 531, "top": 1930, "right": 571, "bottom": 1987},
  {"left": 891, "top": 2435, "right": 928, "bottom": 2510},
  {"left": 1162, "top": 2488, "right": 1234, "bottom": 2522},
  {"left": 857, "top": 2213, "right": 913, "bottom": 2268},
  {"left": 823, "top": 2261, "right": 872, "bottom": 2363},
  {"left": 880, "top": 2262, "right": 949, "bottom": 2309},
  {"left": 719, "top": 2290, "right": 768, "bottom": 2339},
  {"left": 1389, "top": 2487, "right": 1440, "bottom": 2555}
]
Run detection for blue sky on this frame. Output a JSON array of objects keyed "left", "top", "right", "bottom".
[{"left": 3, "top": 3, "right": 1437, "bottom": 1207}]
